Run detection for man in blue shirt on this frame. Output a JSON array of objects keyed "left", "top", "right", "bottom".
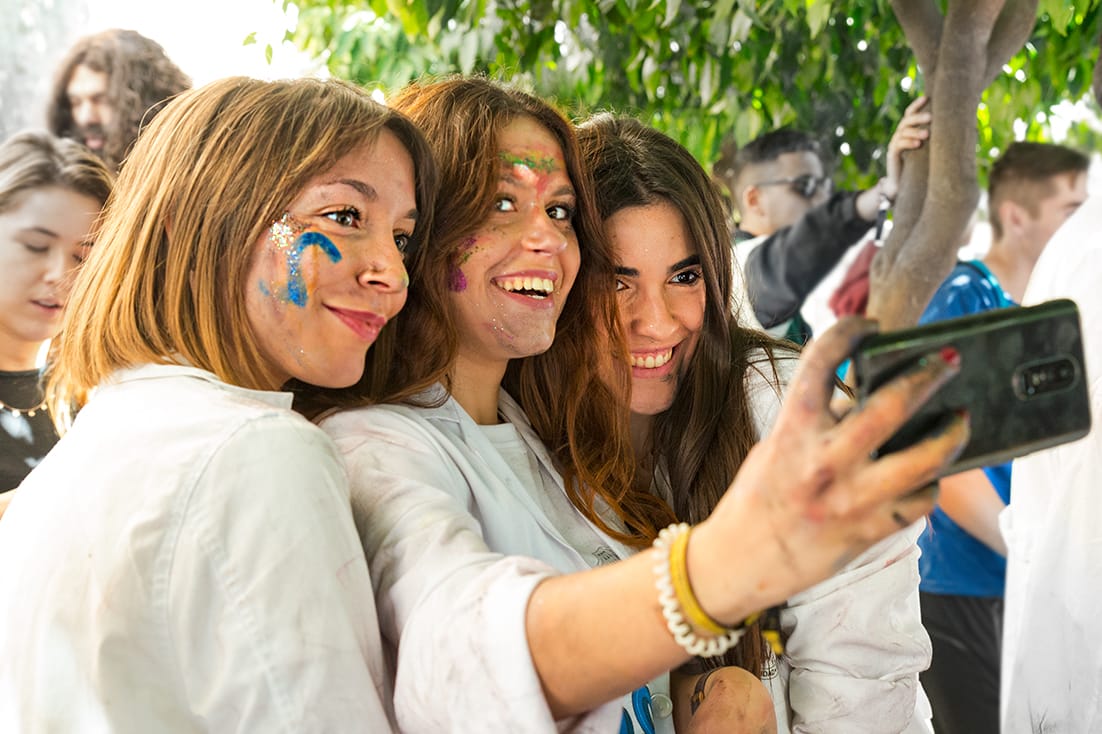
[{"left": 918, "top": 141, "right": 1089, "bottom": 734}]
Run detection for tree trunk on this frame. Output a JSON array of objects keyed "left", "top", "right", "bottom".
[{"left": 868, "top": 0, "right": 1039, "bottom": 330}]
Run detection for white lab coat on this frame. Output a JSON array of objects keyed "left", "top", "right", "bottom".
[
  {"left": 323, "top": 356, "right": 933, "bottom": 733},
  {"left": 0, "top": 364, "right": 392, "bottom": 733},
  {"left": 1001, "top": 195, "right": 1102, "bottom": 732}
]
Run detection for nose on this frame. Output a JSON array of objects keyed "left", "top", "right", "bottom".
[
  {"left": 521, "top": 205, "right": 568, "bottom": 255},
  {"left": 627, "top": 286, "right": 679, "bottom": 342},
  {"left": 356, "top": 232, "right": 409, "bottom": 294},
  {"left": 72, "top": 100, "right": 100, "bottom": 128},
  {"left": 43, "top": 248, "right": 71, "bottom": 286}
]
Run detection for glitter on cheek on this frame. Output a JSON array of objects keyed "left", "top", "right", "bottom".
[
  {"left": 457, "top": 236, "right": 479, "bottom": 265},
  {"left": 263, "top": 214, "right": 343, "bottom": 307},
  {"left": 448, "top": 267, "right": 467, "bottom": 292}
]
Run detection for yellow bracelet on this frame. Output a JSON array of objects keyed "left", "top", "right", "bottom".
[
  {"left": 668, "top": 527, "right": 729, "bottom": 636},
  {"left": 653, "top": 523, "right": 744, "bottom": 657}
]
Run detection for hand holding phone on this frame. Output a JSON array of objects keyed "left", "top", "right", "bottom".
[{"left": 852, "top": 299, "right": 1091, "bottom": 476}]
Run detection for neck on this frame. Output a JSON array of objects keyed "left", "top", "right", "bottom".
[
  {"left": 629, "top": 411, "right": 656, "bottom": 490},
  {"left": 0, "top": 335, "right": 46, "bottom": 372},
  {"left": 982, "top": 240, "right": 1033, "bottom": 303},
  {"left": 449, "top": 350, "right": 509, "bottom": 425}
]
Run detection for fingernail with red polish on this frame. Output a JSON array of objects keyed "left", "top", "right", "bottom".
[{"left": 940, "top": 346, "right": 961, "bottom": 367}]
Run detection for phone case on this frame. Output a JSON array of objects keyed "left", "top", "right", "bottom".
[{"left": 852, "top": 298, "right": 1091, "bottom": 476}]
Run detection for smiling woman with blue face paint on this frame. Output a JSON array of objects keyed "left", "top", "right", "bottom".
[{"left": 0, "top": 76, "right": 436, "bottom": 732}]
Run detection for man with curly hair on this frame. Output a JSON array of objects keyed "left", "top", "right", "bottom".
[{"left": 47, "top": 29, "right": 191, "bottom": 171}]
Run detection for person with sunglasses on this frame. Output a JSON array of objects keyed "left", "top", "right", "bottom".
[{"left": 712, "top": 97, "right": 930, "bottom": 344}]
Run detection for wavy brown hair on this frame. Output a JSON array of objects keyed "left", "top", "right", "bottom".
[
  {"left": 306, "top": 76, "right": 675, "bottom": 547},
  {"left": 47, "top": 29, "right": 192, "bottom": 170},
  {"left": 578, "top": 113, "right": 801, "bottom": 675},
  {"left": 47, "top": 76, "right": 437, "bottom": 428}
]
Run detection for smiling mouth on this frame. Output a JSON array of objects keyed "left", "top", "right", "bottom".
[
  {"left": 630, "top": 348, "right": 674, "bottom": 369},
  {"left": 32, "top": 299, "right": 62, "bottom": 311},
  {"left": 494, "top": 276, "right": 554, "bottom": 299}
]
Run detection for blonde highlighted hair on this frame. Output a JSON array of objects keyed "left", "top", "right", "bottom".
[{"left": 48, "top": 76, "right": 436, "bottom": 428}]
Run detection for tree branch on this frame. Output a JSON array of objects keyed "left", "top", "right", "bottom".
[
  {"left": 983, "top": 0, "right": 1041, "bottom": 87},
  {"left": 871, "top": 0, "right": 1007, "bottom": 329},
  {"left": 889, "top": 0, "right": 943, "bottom": 74}
]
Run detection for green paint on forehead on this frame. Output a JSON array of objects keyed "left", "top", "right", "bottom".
[{"left": 498, "top": 151, "right": 559, "bottom": 173}]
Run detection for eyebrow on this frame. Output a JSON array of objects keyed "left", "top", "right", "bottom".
[
  {"left": 615, "top": 254, "right": 700, "bottom": 278},
  {"left": 333, "top": 178, "right": 378, "bottom": 201},
  {"left": 499, "top": 172, "right": 576, "bottom": 199},
  {"left": 329, "top": 178, "right": 419, "bottom": 221},
  {"left": 17, "top": 226, "right": 59, "bottom": 239}
]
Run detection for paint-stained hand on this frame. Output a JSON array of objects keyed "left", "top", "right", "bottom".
[{"left": 688, "top": 316, "right": 968, "bottom": 625}]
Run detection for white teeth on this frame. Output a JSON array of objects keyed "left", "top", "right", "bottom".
[
  {"left": 496, "top": 277, "right": 554, "bottom": 295},
  {"left": 631, "top": 349, "right": 673, "bottom": 369}
]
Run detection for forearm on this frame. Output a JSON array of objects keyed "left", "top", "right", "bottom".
[
  {"left": 938, "top": 469, "right": 1008, "bottom": 555},
  {"left": 529, "top": 517, "right": 782, "bottom": 719},
  {"left": 528, "top": 548, "right": 693, "bottom": 718}
]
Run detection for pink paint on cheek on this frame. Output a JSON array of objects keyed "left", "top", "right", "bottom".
[{"left": 448, "top": 267, "right": 467, "bottom": 292}]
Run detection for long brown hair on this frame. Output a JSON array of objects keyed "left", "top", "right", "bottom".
[
  {"left": 307, "top": 76, "right": 675, "bottom": 547},
  {"left": 47, "top": 76, "right": 436, "bottom": 428},
  {"left": 578, "top": 113, "right": 799, "bottom": 675},
  {"left": 47, "top": 29, "right": 192, "bottom": 171}
]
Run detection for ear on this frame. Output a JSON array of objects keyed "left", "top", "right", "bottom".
[
  {"left": 998, "top": 199, "right": 1029, "bottom": 236},
  {"left": 741, "top": 185, "right": 764, "bottom": 217}
]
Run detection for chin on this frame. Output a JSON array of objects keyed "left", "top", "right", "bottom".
[{"left": 630, "top": 394, "right": 675, "bottom": 417}]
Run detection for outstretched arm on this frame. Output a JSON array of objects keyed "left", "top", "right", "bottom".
[{"left": 528, "top": 317, "right": 967, "bottom": 717}]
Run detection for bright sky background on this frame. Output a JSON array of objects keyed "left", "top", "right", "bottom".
[{"left": 85, "top": 0, "right": 320, "bottom": 85}]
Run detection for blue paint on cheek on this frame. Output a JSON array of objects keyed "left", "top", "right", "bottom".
[{"left": 280, "top": 231, "right": 343, "bottom": 307}]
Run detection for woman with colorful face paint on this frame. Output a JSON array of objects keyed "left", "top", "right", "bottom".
[
  {"left": 308, "top": 76, "right": 967, "bottom": 734},
  {"left": 577, "top": 113, "right": 941, "bottom": 733},
  {"left": 0, "top": 76, "right": 436, "bottom": 732},
  {"left": 0, "top": 131, "right": 112, "bottom": 499}
]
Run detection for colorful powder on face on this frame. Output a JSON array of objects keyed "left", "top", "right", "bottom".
[
  {"left": 498, "top": 152, "right": 558, "bottom": 174},
  {"left": 457, "top": 236, "right": 479, "bottom": 265},
  {"left": 264, "top": 213, "right": 343, "bottom": 307},
  {"left": 448, "top": 267, "right": 468, "bottom": 292}
]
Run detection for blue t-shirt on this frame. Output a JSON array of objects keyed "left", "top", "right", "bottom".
[{"left": 917, "top": 260, "right": 1015, "bottom": 598}]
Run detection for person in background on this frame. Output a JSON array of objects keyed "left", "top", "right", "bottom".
[
  {"left": 579, "top": 113, "right": 937, "bottom": 733},
  {"left": 47, "top": 28, "right": 191, "bottom": 170},
  {"left": 0, "top": 76, "right": 436, "bottom": 731},
  {"left": 0, "top": 130, "right": 112, "bottom": 501},
  {"left": 915, "top": 140, "right": 1088, "bottom": 734},
  {"left": 307, "top": 76, "right": 968, "bottom": 733},
  {"left": 1000, "top": 169, "right": 1102, "bottom": 734},
  {"left": 713, "top": 97, "right": 930, "bottom": 342}
]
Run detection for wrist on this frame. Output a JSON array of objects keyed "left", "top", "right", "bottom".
[{"left": 684, "top": 519, "right": 766, "bottom": 627}]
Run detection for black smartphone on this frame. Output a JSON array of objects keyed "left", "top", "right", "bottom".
[{"left": 852, "top": 298, "right": 1091, "bottom": 476}]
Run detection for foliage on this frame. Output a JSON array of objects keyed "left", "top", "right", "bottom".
[{"left": 280, "top": 0, "right": 1102, "bottom": 189}]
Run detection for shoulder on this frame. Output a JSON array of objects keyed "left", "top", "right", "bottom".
[
  {"left": 319, "top": 395, "right": 458, "bottom": 454},
  {"left": 921, "top": 262, "right": 999, "bottom": 322}
]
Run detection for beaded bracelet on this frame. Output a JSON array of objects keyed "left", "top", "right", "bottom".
[{"left": 652, "top": 523, "right": 745, "bottom": 657}]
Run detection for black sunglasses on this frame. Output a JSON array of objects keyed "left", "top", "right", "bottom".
[{"left": 754, "top": 174, "right": 832, "bottom": 199}]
